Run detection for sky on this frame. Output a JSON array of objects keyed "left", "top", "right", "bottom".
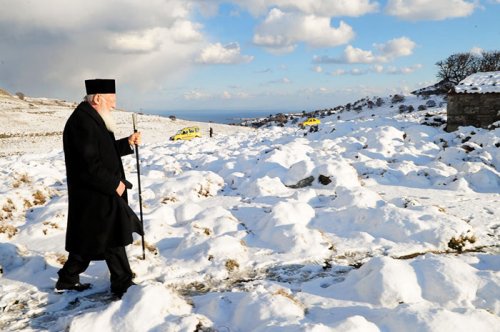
[{"left": 0, "top": 0, "right": 499, "bottom": 113}]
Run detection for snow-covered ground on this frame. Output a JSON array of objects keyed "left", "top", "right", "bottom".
[
  {"left": 0, "top": 93, "right": 499, "bottom": 331},
  {"left": 0, "top": 94, "right": 248, "bottom": 156}
]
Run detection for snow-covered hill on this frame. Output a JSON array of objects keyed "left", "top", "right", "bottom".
[
  {"left": 0, "top": 94, "right": 250, "bottom": 156},
  {"left": 0, "top": 92, "right": 499, "bottom": 331}
]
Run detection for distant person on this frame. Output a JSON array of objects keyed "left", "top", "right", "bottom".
[
  {"left": 55, "top": 79, "right": 143, "bottom": 298},
  {"left": 209, "top": 127, "right": 213, "bottom": 138}
]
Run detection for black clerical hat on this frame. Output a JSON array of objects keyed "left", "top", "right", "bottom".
[{"left": 85, "top": 79, "right": 116, "bottom": 94}]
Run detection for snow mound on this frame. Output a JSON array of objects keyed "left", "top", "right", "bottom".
[
  {"left": 194, "top": 286, "right": 305, "bottom": 331},
  {"left": 329, "top": 256, "right": 423, "bottom": 308},
  {"left": 68, "top": 284, "right": 194, "bottom": 332}
]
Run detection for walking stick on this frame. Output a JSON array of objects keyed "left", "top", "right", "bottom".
[{"left": 132, "top": 114, "right": 146, "bottom": 260}]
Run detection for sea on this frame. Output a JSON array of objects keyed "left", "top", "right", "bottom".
[{"left": 146, "top": 109, "right": 297, "bottom": 124}]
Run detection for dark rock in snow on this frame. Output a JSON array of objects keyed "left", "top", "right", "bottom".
[
  {"left": 286, "top": 176, "right": 315, "bottom": 189},
  {"left": 318, "top": 175, "right": 332, "bottom": 185}
]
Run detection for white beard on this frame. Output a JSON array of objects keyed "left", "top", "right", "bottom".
[{"left": 99, "top": 109, "right": 117, "bottom": 133}]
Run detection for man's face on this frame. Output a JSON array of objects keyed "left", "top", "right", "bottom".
[
  {"left": 95, "top": 94, "right": 117, "bottom": 132},
  {"left": 100, "top": 94, "right": 116, "bottom": 112}
]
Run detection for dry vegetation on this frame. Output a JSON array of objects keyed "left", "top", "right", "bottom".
[
  {"left": 197, "top": 185, "right": 212, "bottom": 198},
  {"left": 225, "top": 259, "right": 240, "bottom": 272},
  {"left": 1, "top": 199, "right": 16, "bottom": 221},
  {"left": 0, "top": 88, "right": 10, "bottom": 96},
  {"left": 273, "top": 288, "right": 304, "bottom": 309},
  {"left": 448, "top": 234, "right": 477, "bottom": 252},
  {"left": 133, "top": 239, "right": 159, "bottom": 256},
  {"left": 161, "top": 195, "right": 177, "bottom": 204},
  {"left": 56, "top": 253, "right": 67, "bottom": 265},
  {"left": 0, "top": 223, "right": 18, "bottom": 238},
  {"left": 23, "top": 199, "right": 33, "bottom": 209},
  {"left": 0, "top": 132, "right": 61, "bottom": 139},
  {"left": 12, "top": 173, "right": 31, "bottom": 188},
  {"left": 32, "top": 190, "right": 47, "bottom": 206}
]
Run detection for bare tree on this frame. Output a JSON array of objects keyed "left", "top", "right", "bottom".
[
  {"left": 436, "top": 52, "right": 480, "bottom": 84},
  {"left": 479, "top": 51, "right": 500, "bottom": 72},
  {"left": 436, "top": 50, "right": 499, "bottom": 84}
]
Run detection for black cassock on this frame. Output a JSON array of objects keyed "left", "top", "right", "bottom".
[{"left": 63, "top": 101, "right": 143, "bottom": 258}]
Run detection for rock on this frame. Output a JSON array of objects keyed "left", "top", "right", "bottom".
[
  {"left": 286, "top": 176, "right": 315, "bottom": 189},
  {"left": 392, "top": 94, "right": 405, "bottom": 103},
  {"left": 318, "top": 174, "right": 332, "bottom": 185},
  {"left": 426, "top": 100, "right": 437, "bottom": 107}
]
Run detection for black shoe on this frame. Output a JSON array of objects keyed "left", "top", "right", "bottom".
[
  {"left": 111, "top": 281, "right": 136, "bottom": 299},
  {"left": 55, "top": 280, "right": 92, "bottom": 293}
]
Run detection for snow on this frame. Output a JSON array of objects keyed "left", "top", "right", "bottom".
[
  {"left": 0, "top": 93, "right": 499, "bottom": 331},
  {"left": 454, "top": 71, "right": 500, "bottom": 94}
]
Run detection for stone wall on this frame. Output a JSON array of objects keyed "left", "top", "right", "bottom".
[{"left": 447, "top": 93, "right": 500, "bottom": 131}]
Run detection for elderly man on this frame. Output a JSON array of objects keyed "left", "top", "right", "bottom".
[{"left": 55, "top": 79, "right": 143, "bottom": 298}]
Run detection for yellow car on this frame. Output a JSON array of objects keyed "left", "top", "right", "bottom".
[
  {"left": 299, "top": 117, "right": 321, "bottom": 127},
  {"left": 170, "top": 126, "right": 201, "bottom": 141}
]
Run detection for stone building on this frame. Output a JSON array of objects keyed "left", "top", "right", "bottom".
[{"left": 446, "top": 71, "right": 500, "bottom": 131}]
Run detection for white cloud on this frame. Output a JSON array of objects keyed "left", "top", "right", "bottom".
[
  {"left": 351, "top": 68, "right": 368, "bottom": 75},
  {"left": 330, "top": 64, "right": 422, "bottom": 76},
  {"left": 170, "top": 20, "right": 205, "bottom": 43},
  {"left": 385, "top": 0, "right": 478, "bottom": 21},
  {"left": 184, "top": 90, "right": 211, "bottom": 100},
  {"left": 108, "top": 21, "right": 203, "bottom": 54},
  {"left": 374, "top": 37, "right": 417, "bottom": 60},
  {"left": 279, "top": 0, "right": 379, "bottom": 17},
  {"left": 184, "top": 89, "right": 250, "bottom": 100},
  {"left": 386, "top": 64, "right": 423, "bottom": 74},
  {"left": 314, "top": 36, "right": 416, "bottom": 64},
  {"left": 331, "top": 69, "right": 347, "bottom": 76},
  {"left": 0, "top": 0, "right": 97, "bottom": 30},
  {"left": 201, "top": 0, "right": 379, "bottom": 17},
  {"left": 470, "top": 47, "right": 484, "bottom": 56},
  {"left": 253, "top": 8, "right": 355, "bottom": 53},
  {"left": 313, "top": 66, "right": 323, "bottom": 73},
  {"left": 108, "top": 28, "right": 166, "bottom": 54},
  {"left": 282, "top": 77, "right": 291, "bottom": 84},
  {"left": 264, "top": 77, "right": 292, "bottom": 85},
  {"left": 195, "top": 1, "right": 220, "bottom": 17},
  {"left": 344, "top": 45, "right": 378, "bottom": 63},
  {"left": 0, "top": 0, "right": 205, "bottom": 105},
  {"left": 373, "top": 65, "right": 385, "bottom": 73},
  {"left": 221, "top": 90, "right": 250, "bottom": 99},
  {"left": 0, "top": 0, "right": 191, "bottom": 31},
  {"left": 196, "top": 42, "right": 254, "bottom": 64}
]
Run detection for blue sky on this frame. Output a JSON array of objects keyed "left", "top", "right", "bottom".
[{"left": 0, "top": 0, "right": 498, "bottom": 113}]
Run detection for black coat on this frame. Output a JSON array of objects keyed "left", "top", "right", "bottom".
[{"left": 63, "top": 102, "right": 143, "bottom": 257}]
